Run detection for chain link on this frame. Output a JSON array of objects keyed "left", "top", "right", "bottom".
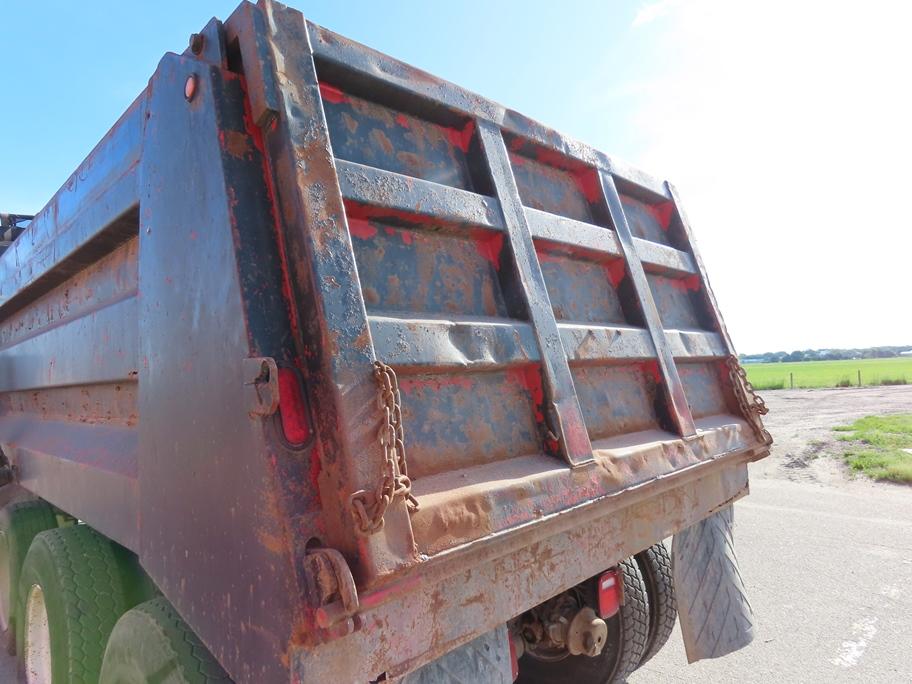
[
  {"left": 349, "top": 361, "right": 419, "bottom": 535},
  {"left": 725, "top": 355, "right": 773, "bottom": 447}
]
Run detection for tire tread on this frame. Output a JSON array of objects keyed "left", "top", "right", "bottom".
[
  {"left": 0, "top": 499, "right": 58, "bottom": 654},
  {"left": 611, "top": 557, "right": 650, "bottom": 682},
  {"left": 17, "top": 525, "right": 130, "bottom": 682},
  {"left": 635, "top": 542, "right": 677, "bottom": 666},
  {"left": 102, "top": 596, "right": 232, "bottom": 683}
]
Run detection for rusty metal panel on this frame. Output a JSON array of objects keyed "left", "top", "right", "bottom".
[
  {"left": 294, "top": 460, "right": 751, "bottom": 681},
  {"left": 0, "top": 97, "right": 142, "bottom": 314},
  {"left": 137, "top": 53, "right": 309, "bottom": 683}
]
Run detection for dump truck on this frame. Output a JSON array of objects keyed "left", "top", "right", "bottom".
[{"left": 0, "top": 1, "right": 772, "bottom": 682}]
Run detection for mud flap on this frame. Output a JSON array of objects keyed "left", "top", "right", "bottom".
[
  {"left": 401, "top": 625, "right": 514, "bottom": 684},
  {"left": 671, "top": 505, "right": 755, "bottom": 662}
]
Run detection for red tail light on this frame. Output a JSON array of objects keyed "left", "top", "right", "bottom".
[
  {"left": 597, "top": 568, "right": 621, "bottom": 619},
  {"left": 277, "top": 367, "right": 311, "bottom": 445}
]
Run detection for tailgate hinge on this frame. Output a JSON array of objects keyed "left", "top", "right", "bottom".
[{"left": 304, "top": 548, "right": 361, "bottom": 640}]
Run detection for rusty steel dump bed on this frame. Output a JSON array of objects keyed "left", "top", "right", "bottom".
[{"left": 0, "top": 1, "right": 770, "bottom": 681}]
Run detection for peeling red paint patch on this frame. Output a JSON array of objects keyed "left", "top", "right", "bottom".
[
  {"left": 508, "top": 136, "right": 527, "bottom": 152},
  {"left": 308, "top": 444, "right": 322, "bottom": 503},
  {"left": 344, "top": 200, "right": 426, "bottom": 231},
  {"left": 318, "top": 82, "right": 348, "bottom": 104},
  {"left": 535, "top": 246, "right": 561, "bottom": 264},
  {"left": 640, "top": 360, "right": 662, "bottom": 385},
  {"left": 508, "top": 365, "right": 545, "bottom": 423},
  {"left": 668, "top": 275, "right": 700, "bottom": 292},
  {"left": 576, "top": 169, "right": 603, "bottom": 204},
  {"left": 605, "top": 258, "right": 626, "bottom": 287},
  {"left": 509, "top": 151, "right": 528, "bottom": 167},
  {"left": 278, "top": 368, "right": 311, "bottom": 445},
  {"left": 381, "top": 225, "right": 415, "bottom": 245},
  {"left": 473, "top": 231, "right": 503, "bottom": 270},
  {"left": 446, "top": 120, "right": 475, "bottom": 153},
  {"left": 649, "top": 201, "right": 675, "bottom": 230},
  {"left": 347, "top": 217, "right": 377, "bottom": 240}
]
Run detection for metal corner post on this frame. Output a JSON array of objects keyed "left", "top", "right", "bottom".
[{"left": 226, "top": 0, "right": 418, "bottom": 581}]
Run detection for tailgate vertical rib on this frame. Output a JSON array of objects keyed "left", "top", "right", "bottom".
[
  {"left": 477, "top": 120, "right": 593, "bottom": 466},
  {"left": 598, "top": 171, "right": 697, "bottom": 438}
]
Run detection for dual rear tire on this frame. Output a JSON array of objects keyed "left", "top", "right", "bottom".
[
  {"left": 0, "top": 500, "right": 230, "bottom": 684},
  {"left": 0, "top": 500, "right": 59, "bottom": 651},
  {"left": 100, "top": 597, "right": 232, "bottom": 684}
]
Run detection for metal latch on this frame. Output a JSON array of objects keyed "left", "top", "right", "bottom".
[{"left": 243, "top": 357, "right": 279, "bottom": 417}]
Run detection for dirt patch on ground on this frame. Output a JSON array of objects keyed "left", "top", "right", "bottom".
[{"left": 750, "top": 385, "right": 912, "bottom": 488}]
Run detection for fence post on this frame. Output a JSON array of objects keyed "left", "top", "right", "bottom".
[
  {"left": 790, "top": 372, "right": 794, "bottom": 389},
  {"left": 858, "top": 369, "right": 862, "bottom": 387}
]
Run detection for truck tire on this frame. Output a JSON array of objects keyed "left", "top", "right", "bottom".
[
  {"left": 16, "top": 525, "right": 133, "bottom": 683},
  {"left": 634, "top": 543, "right": 677, "bottom": 666},
  {"left": 518, "top": 557, "right": 649, "bottom": 684},
  {"left": 0, "top": 500, "right": 58, "bottom": 654},
  {"left": 100, "top": 597, "right": 232, "bottom": 684}
]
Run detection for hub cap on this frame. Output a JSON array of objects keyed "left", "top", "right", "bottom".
[{"left": 0, "top": 530, "right": 10, "bottom": 631}]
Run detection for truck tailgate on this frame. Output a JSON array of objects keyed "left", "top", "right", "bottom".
[{"left": 224, "top": 0, "right": 771, "bottom": 676}]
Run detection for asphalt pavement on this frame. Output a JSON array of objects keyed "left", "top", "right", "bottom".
[{"left": 632, "top": 386, "right": 912, "bottom": 683}]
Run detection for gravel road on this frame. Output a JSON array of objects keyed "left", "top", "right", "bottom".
[
  {"left": 2, "top": 386, "right": 910, "bottom": 682},
  {"left": 632, "top": 385, "right": 912, "bottom": 683}
]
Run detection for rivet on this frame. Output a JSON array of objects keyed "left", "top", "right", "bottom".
[{"left": 184, "top": 74, "right": 198, "bottom": 101}]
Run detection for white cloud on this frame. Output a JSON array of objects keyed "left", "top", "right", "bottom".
[
  {"left": 616, "top": 0, "right": 912, "bottom": 352},
  {"left": 633, "top": 0, "right": 681, "bottom": 27}
]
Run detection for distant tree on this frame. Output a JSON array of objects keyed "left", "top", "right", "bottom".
[{"left": 746, "top": 345, "right": 912, "bottom": 362}]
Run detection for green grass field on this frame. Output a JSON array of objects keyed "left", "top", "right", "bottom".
[
  {"left": 745, "top": 357, "right": 912, "bottom": 390},
  {"left": 834, "top": 414, "right": 912, "bottom": 483}
]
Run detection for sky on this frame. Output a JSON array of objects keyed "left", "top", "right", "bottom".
[{"left": 1, "top": 0, "right": 909, "bottom": 355}]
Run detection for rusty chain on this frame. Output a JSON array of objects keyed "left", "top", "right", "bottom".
[
  {"left": 349, "top": 361, "right": 419, "bottom": 535},
  {"left": 725, "top": 355, "right": 773, "bottom": 447}
]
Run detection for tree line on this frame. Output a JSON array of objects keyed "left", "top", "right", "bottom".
[{"left": 741, "top": 345, "right": 912, "bottom": 363}]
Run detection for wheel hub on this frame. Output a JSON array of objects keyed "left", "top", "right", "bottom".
[
  {"left": 24, "top": 583, "right": 52, "bottom": 684},
  {"left": 520, "top": 591, "right": 609, "bottom": 660}
]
